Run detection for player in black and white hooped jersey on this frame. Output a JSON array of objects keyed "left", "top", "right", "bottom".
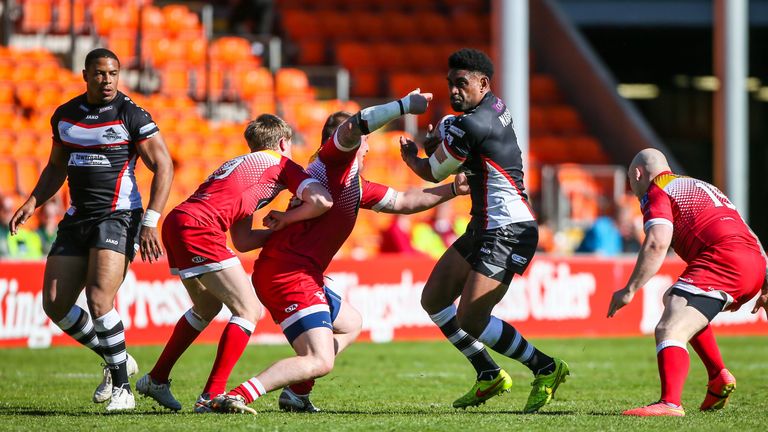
[
  {"left": 401, "top": 48, "right": 569, "bottom": 413},
  {"left": 9, "top": 48, "right": 173, "bottom": 411}
]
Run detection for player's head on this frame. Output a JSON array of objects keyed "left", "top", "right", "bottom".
[
  {"left": 244, "top": 114, "right": 294, "bottom": 156},
  {"left": 447, "top": 48, "right": 494, "bottom": 112},
  {"left": 628, "top": 148, "right": 672, "bottom": 198},
  {"left": 83, "top": 48, "right": 121, "bottom": 105}
]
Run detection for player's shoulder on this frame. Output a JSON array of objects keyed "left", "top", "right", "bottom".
[
  {"left": 451, "top": 112, "right": 485, "bottom": 138},
  {"left": 651, "top": 171, "right": 681, "bottom": 190},
  {"left": 53, "top": 93, "right": 86, "bottom": 118},
  {"left": 117, "top": 92, "right": 154, "bottom": 118}
]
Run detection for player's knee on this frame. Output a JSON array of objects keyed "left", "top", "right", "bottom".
[
  {"left": 307, "top": 353, "right": 335, "bottom": 378},
  {"left": 654, "top": 319, "right": 677, "bottom": 340},
  {"left": 42, "top": 296, "right": 67, "bottom": 322}
]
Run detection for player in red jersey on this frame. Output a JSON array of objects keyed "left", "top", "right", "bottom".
[
  {"left": 203, "top": 90, "right": 470, "bottom": 415},
  {"left": 135, "top": 114, "right": 332, "bottom": 411},
  {"left": 608, "top": 148, "right": 768, "bottom": 417}
]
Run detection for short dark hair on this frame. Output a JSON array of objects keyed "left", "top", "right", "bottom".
[
  {"left": 244, "top": 114, "right": 293, "bottom": 152},
  {"left": 448, "top": 48, "right": 494, "bottom": 79},
  {"left": 84, "top": 48, "right": 120, "bottom": 69},
  {"left": 321, "top": 111, "right": 352, "bottom": 144}
]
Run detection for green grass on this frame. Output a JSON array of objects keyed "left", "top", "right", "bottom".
[{"left": 1, "top": 337, "right": 766, "bottom": 431}]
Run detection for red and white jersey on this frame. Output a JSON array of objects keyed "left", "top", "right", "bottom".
[
  {"left": 175, "top": 150, "right": 316, "bottom": 231},
  {"left": 641, "top": 171, "right": 760, "bottom": 263},
  {"left": 261, "top": 135, "right": 393, "bottom": 272}
]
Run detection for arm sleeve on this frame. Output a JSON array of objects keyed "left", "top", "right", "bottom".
[
  {"left": 642, "top": 183, "right": 674, "bottom": 233},
  {"left": 124, "top": 101, "right": 160, "bottom": 142},
  {"left": 50, "top": 108, "right": 62, "bottom": 145},
  {"left": 360, "top": 177, "right": 395, "bottom": 212},
  {"left": 318, "top": 133, "right": 358, "bottom": 166},
  {"left": 280, "top": 158, "right": 319, "bottom": 197},
  {"left": 428, "top": 116, "right": 473, "bottom": 180}
]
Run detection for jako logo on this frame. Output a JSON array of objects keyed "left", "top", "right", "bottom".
[
  {"left": 105, "top": 239, "right": 119, "bottom": 245},
  {"left": 191, "top": 256, "right": 206, "bottom": 264},
  {"left": 284, "top": 303, "right": 298, "bottom": 313}
]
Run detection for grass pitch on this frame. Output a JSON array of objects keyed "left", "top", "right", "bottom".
[{"left": 0, "top": 336, "right": 766, "bottom": 431}]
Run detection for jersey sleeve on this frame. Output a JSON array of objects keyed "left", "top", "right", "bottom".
[
  {"left": 50, "top": 108, "right": 62, "bottom": 145},
  {"left": 360, "top": 177, "right": 396, "bottom": 212},
  {"left": 442, "top": 115, "right": 478, "bottom": 162},
  {"left": 280, "top": 157, "right": 318, "bottom": 198},
  {"left": 123, "top": 99, "right": 160, "bottom": 142},
  {"left": 641, "top": 183, "right": 674, "bottom": 232},
  {"left": 318, "top": 133, "right": 358, "bottom": 166}
]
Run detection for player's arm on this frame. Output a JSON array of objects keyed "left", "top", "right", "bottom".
[
  {"left": 335, "top": 89, "right": 433, "bottom": 150},
  {"left": 263, "top": 181, "right": 332, "bottom": 231},
  {"left": 10, "top": 144, "right": 68, "bottom": 234},
  {"left": 230, "top": 215, "right": 272, "bottom": 253},
  {"left": 136, "top": 133, "right": 174, "bottom": 263},
  {"left": 400, "top": 134, "right": 465, "bottom": 183},
  {"left": 379, "top": 173, "right": 469, "bottom": 215},
  {"left": 607, "top": 223, "right": 673, "bottom": 317}
]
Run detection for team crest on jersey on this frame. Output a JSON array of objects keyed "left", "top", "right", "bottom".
[{"left": 102, "top": 127, "right": 122, "bottom": 142}]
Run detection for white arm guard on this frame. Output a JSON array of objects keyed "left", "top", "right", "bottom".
[{"left": 428, "top": 141, "right": 464, "bottom": 181}]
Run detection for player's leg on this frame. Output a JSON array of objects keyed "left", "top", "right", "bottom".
[
  {"left": 623, "top": 288, "right": 712, "bottom": 417},
  {"left": 214, "top": 326, "right": 336, "bottom": 415},
  {"left": 279, "top": 288, "right": 360, "bottom": 413},
  {"left": 421, "top": 243, "right": 505, "bottom": 408},
  {"left": 85, "top": 247, "right": 136, "bottom": 411},
  {"left": 198, "top": 264, "right": 262, "bottom": 398},
  {"left": 139, "top": 277, "right": 221, "bottom": 411}
]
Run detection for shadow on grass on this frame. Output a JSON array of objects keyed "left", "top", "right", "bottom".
[{"left": 0, "top": 405, "right": 177, "bottom": 417}]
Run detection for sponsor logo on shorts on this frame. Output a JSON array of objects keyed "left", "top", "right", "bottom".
[
  {"left": 679, "top": 277, "right": 693, "bottom": 283},
  {"left": 510, "top": 254, "right": 528, "bottom": 266},
  {"left": 314, "top": 291, "right": 327, "bottom": 303},
  {"left": 284, "top": 303, "right": 298, "bottom": 313},
  {"left": 191, "top": 256, "right": 206, "bottom": 264},
  {"left": 105, "top": 238, "right": 119, "bottom": 245},
  {"left": 480, "top": 247, "right": 492, "bottom": 255}
]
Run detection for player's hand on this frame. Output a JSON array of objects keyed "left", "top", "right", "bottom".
[
  {"left": 263, "top": 210, "right": 289, "bottom": 231},
  {"left": 138, "top": 226, "right": 163, "bottom": 263},
  {"left": 751, "top": 289, "right": 768, "bottom": 320},
  {"left": 9, "top": 199, "right": 35, "bottom": 235},
  {"left": 453, "top": 172, "right": 470, "bottom": 195},
  {"left": 423, "top": 124, "right": 441, "bottom": 156},
  {"left": 403, "top": 88, "right": 433, "bottom": 115},
  {"left": 399, "top": 136, "right": 418, "bottom": 164},
  {"left": 607, "top": 287, "right": 635, "bottom": 318}
]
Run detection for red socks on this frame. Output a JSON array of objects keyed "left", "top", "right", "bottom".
[
  {"left": 289, "top": 379, "right": 315, "bottom": 396},
  {"left": 203, "top": 318, "right": 254, "bottom": 396},
  {"left": 149, "top": 312, "right": 204, "bottom": 383},
  {"left": 689, "top": 325, "right": 725, "bottom": 380},
  {"left": 657, "top": 342, "right": 689, "bottom": 406}
]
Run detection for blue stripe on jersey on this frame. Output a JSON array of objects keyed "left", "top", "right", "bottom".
[{"left": 283, "top": 310, "right": 333, "bottom": 343}]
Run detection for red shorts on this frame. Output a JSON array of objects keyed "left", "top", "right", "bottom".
[
  {"left": 162, "top": 209, "right": 240, "bottom": 279},
  {"left": 674, "top": 240, "right": 766, "bottom": 311},
  {"left": 252, "top": 257, "right": 331, "bottom": 326}
]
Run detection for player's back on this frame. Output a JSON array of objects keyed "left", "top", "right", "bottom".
[
  {"left": 644, "top": 173, "right": 758, "bottom": 262},
  {"left": 175, "top": 150, "right": 302, "bottom": 231}
]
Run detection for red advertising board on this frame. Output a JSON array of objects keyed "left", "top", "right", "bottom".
[{"left": 0, "top": 255, "right": 764, "bottom": 348}]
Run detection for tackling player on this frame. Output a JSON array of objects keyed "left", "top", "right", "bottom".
[
  {"left": 202, "top": 90, "right": 470, "bottom": 414},
  {"left": 608, "top": 148, "right": 768, "bottom": 416},
  {"left": 400, "top": 48, "right": 569, "bottom": 413},
  {"left": 135, "top": 114, "right": 332, "bottom": 411}
]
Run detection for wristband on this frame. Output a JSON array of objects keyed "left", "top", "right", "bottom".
[
  {"left": 399, "top": 95, "right": 411, "bottom": 114},
  {"left": 142, "top": 209, "right": 161, "bottom": 228},
  {"left": 450, "top": 183, "right": 458, "bottom": 197}
]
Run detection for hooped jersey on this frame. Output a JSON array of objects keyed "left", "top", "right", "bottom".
[
  {"left": 438, "top": 92, "right": 535, "bottom": 229},
  {"left": 261, "top": 134, "right": 393, "bottom": 272},
  {"left": 641, "top": 172, "right": 760, "bottom": 263},
  {"left": 51, "top": 91, "right": 159, "bottom": 217},
  {"left": 175, "top": 150, "right": 316, "bottom": 231}
]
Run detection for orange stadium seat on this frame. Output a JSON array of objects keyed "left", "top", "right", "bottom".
[
  {"left": 141, "top": 6, "right": 166, "bottom": 33},
  {"left": 211, "top": 37, "right": 253, "bottom": 67},
  {"left": 372, "top": 43, "right": 409, "bottom": 71},
  {"left": 275, "top": 68, "right": 313, "bottom": 100},
  {"left": 317, "top": 11, "right": 354, "bottom": 41},
  {"left": 448, "top": 13, "right": 490, "bottom": 44},
  {"left": 413, "top": 12, "right": 451, "bottom": 43},
  {"left": 336, "top": 42, "right": 375, "bottom": 72},
  {"left": 380, "top": 12, "right": 412, "bottom": 42},
  {"left": 0, "top": 83, "right": 14, "bottom": 105},
  {"left": 546, "top": 104, "right": 586, "bottom": 135},
  {"left": 403, "top": 43, "right": 443, "bottom": 72},
  {"left": 348, "top": 12, "right": 387, "bottom": 41},
  {"left": 15, "top": 158, "right": 43, "bottom": 196},
  {"left": 0, "top": 158, "right": 17, "bottom": 195},
  {"left": 281, "top": 10, "right": 320, "bottom": 41},
  {"left": 20, "top": 0, "right": 53, "bottom": 33},
  {"left": 530, "top": 75, "right": 563, "bottom": 104},
  {"left": 295, "top": 40, "right": 327, "bottom": 65},
  {"left": 53, "top": 0, "right": 87, "bottom": 33},
  {"left": 106, "top": 30, "right": 137, "bottom": 66},
  {"left": 158, "top": 62, "right": 191, "bottom": 97},
  {"left": 235, "top": 67, "right": 274, "bottom": 101},
  {"left": 529, "top": 105, "right": 547, "bottom": 136},
  {"left": 163, "top": 4, "right": 200, "bottom": 37}
]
